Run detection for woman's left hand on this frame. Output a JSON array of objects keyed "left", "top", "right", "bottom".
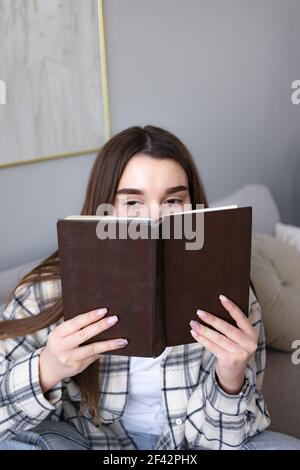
[{"left": 190, "top": 294, "right": 259, "bottom": 395}]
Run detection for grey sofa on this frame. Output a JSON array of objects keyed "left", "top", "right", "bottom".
[
  {"left": 0, "top": 184, "right": 299, "bottom": 439},
  {"left": 211, "top": 184, "right": 300, "bottom": 439}
]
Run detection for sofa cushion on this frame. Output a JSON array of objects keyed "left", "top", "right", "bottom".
[
  {"left": 250, "top": 234, "right": 300, "bottom": 351},
  {"left": 274, "top": 222, "right": 300, "bottom": 252}
]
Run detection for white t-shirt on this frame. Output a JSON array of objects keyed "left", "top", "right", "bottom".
[{"left": 122, "top": 347, "right": 172, "bottom": 435}]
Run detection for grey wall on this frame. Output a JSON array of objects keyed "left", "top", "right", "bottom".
[{"left": 1, "top": 0, "right": 300, "bottom": 271}]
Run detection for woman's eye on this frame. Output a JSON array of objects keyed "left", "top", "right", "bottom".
[
  {"left": 125, "top": 201, "right": 142, "bottom": 206},
  {"left": 165, "top": 198, "right": 183, "bottom": 205}
]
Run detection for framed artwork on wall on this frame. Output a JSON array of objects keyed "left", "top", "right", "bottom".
[{"left": 0, "top": 0, "right": 111, "bottom": 169}]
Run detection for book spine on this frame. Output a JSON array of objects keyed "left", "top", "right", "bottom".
[{"left": 151, "top": 233, "right": 167, "bottom": 357}]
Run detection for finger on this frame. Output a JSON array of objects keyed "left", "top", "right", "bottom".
[
  {"left": 64, "top": 315, "right": 119, "bottom": 348},
  {"left": 56, "top": 308, "right": 108, "bottom": 337},
  {"left": 190, "top": 329, "right": 226, "bottom": 358},
  {"left": 72, "top": 338, "right": 128, "bottom": 361},
  {"left": 219, "top": 295, "right": 255, "bottom": 337},
  {"left": 196, "top": 309, "right": 250, "bottom": 346},
  {"left": 190, "top": 321, "right": 240, "bottom": 353}
]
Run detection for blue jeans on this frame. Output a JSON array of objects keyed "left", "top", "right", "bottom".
[
  {"left": 128, "top": 430, "right": 300, "bottom": 450},
  {"left": 0, "top": 421, "right": 90, "bottom": 450},
  {"left": 1, "top": 422, "right": 300, "bottom": 450}
]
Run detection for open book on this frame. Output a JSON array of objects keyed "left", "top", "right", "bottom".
[{"left": 57, "top": 205, "right": 252, "bottom": 357}]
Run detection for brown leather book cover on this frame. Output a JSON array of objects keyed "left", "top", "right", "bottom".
[{"left": 57, "top": 206, "right": 252, "bottom": 358}]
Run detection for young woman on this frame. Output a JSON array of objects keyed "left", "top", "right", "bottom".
[{"left": 1, "top": 125, "right": 300, "bottom": 451}]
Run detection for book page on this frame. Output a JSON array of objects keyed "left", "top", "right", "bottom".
[{"left": 63, "top": 204, "right": 239, "bottom": 221}]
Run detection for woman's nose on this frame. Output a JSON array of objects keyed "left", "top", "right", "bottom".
[{"left": 147, "top": 203, "right": 164, "bottom": 222}]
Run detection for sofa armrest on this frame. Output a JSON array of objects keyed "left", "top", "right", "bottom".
[
  {"left": 0, "top": 257, "right": 44, "bottom": 305},
  {"left": 263, "top": 348, "right": 300, "bottom": 439},
  {"left": 210, "top": 184, "right": 281, "bottom": 235}
]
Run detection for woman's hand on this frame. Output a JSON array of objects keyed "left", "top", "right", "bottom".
[
  {"left": 39, "top": 308, "right": 128, "bottom": 394},
  {"left": 190, "top": 294, "right": 258, "bottom": 395}
]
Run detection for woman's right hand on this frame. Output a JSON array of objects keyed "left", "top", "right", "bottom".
[{"left": 39, "top": 308, "right": 127, "bottom": 394}]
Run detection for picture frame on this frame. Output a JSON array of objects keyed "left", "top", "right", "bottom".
[{"left": 0, "top": 0, "right": 111, "bottom": 169}]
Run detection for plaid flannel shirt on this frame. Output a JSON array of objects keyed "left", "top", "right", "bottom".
[{"left": 0, "top": 278, "right": 270, "bottom": 450}]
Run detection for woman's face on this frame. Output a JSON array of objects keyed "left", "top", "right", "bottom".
[{"left": 113, "top": 153, "right": 191, "bottom": 220}]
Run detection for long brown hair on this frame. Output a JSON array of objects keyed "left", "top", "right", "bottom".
[{"left": 0, "top": 125, "right": 209, "bottom": 420}]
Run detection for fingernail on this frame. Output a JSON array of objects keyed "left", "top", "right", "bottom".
[
  {"left": 96, "top": 308, "right": 107, "bottom": 316},
  {"left": 106, "top": 315, "right": 118, "bottom": 325},
  {"left": 190, "top": 329, "right": 199, "bottom": 337},
  {"left": 219, "top": 294, "right": 228, "bottom": 302},
  {"left": 190, "top": 320, "right": 200, "bottom": 329},
  {"left": 197, "top": 309, "right": 208, "bottom": 319},
  {"left": 117, "top": 339, "right": 128, "bottom": 347}
]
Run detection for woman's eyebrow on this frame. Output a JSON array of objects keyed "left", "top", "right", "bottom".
[
  {"left": 115, "top": 185, "right": 188, "bottom": 196},
  {"left": 165, "top": 185, "right": 188, "bottom": 195},
  {"left": 115, "top": 188, "right": 144, "bottom": 195}
]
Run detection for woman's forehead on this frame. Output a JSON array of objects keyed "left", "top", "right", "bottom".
[{"left": 117, "top": 154, "right": 188, "bottom": 192}]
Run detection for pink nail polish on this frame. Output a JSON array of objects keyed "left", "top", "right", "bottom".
[
  {"left": 96, "top": 308, "right": 107, "bottom": 317},
  {"left": 219, "top": 294, "right": 228, "bottom": 302},
  {"left": 106, "top": 315, "right": 118, "bottom": 325},
  {"left": 197, "top": 309, "right": 208, "bottom": 319},
  {"left": 190, "top": 320, "right": 199, "bottom": 329}
]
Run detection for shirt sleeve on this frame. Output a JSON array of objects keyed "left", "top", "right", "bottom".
[
  {"left": 184, "top": 286, "right": 271, "bottom": 449},
  {"left": 0, "top": 282, "right": 63, "bottom": 441}
]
